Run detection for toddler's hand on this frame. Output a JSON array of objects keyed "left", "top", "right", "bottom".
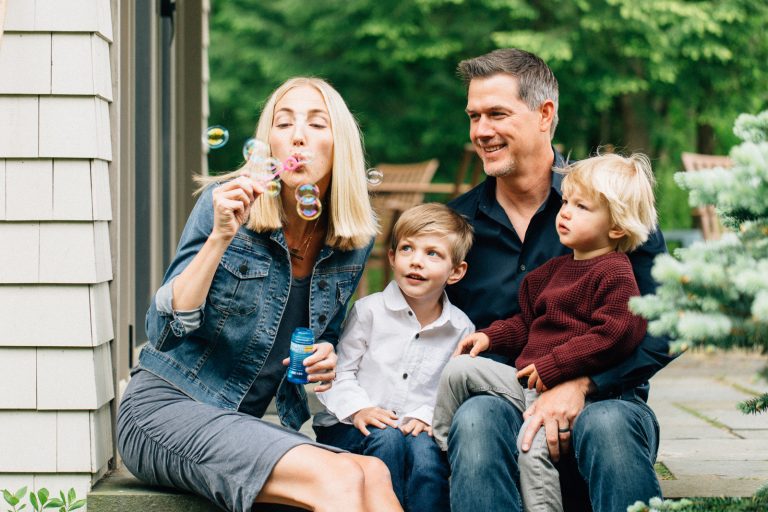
[
  {"left": 452, "top": 332, "right": 490, "bottom": 357},
  {"left": 517, "top": 363, "right": 547, "bottom": 393},
  {"left": 352, "top": 407, "right": 399, "bottom": 436}
]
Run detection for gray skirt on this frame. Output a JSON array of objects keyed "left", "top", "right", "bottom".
[{"left": 117, "top": 369, "right": 341, "bottom": 512}]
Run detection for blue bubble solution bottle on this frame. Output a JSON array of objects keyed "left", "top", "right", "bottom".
[{"left": 287, "top": 327, "right": 315, "bottom": 384}]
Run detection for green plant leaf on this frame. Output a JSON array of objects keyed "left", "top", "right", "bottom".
[
  {"left": 2, "top": 489, "right": 15, "bottom": 505},
  {"left": 14, "top": 488, "right": 27, "bottom": 502},
  {"left": 68, "top": 500, "right": 85, "bottom": 511},
  {"left": 66, "top": 490, "right": 74, "bottom": 505},
  {"left": 29, "top": 493, "right": 39, "bottom": 511},
  {"left": 37, "top": 490, "right": 48, "bottom": 504},
  {"left": 44, "top": 498, "right": 63, "bottom": 508}
]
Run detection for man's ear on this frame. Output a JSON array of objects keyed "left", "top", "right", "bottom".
[
  {"left": 447, "top": 261, "right": 468, "bottom": 285},
  {"left": 539, "top": 99, "right": 556, "bottom": 134}
]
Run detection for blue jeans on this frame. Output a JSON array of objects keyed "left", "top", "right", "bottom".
[
  {"left": 314, "top": 423, "right": 449, "bottom": 512},
  {"left": 448, "top": 394, "right": 661, "bottom": 512}
]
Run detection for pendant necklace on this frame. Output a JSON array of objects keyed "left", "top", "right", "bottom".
[{"left": 288, "top": 219, "right": 319, "bottom": 261}]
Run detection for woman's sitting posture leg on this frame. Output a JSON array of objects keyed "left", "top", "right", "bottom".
[{"left": 257, "top": 445, "right": 402, "bottom": 512}]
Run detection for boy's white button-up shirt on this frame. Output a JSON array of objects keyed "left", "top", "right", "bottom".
[{"left": 315, "top": 281, "right": 474, "bottom": 427}]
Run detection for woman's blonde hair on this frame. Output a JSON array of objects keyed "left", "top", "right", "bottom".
[
  {"left": 559, "top": 152, "right": 658, "bottom": 253},
  {"left": 197, "top": 77, "right": 377, "bottom": 250}
]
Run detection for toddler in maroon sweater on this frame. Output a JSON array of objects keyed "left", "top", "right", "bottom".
[{"left": 433, "top": 152, "right": 658, "bottom": 512}]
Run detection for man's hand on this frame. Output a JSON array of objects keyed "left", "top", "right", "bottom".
[
  {"left": 517, "top": 363, "right": 548, "bottom": 393},
  {"left": 519, "top": 376, "right": 593, "bottom": 462},
  {"left": 452, "top": 332, "right": 491, "bottom": 357},
  {"left": 352, "top": 407, "right": 399, "bottom": 436},
  {"left": 399, "top": 418, "right": 432, "bottom": 437}
]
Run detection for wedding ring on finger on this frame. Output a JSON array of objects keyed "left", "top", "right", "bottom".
[{"left": 558, "top": 425, "right": 571, "bottom": 434}]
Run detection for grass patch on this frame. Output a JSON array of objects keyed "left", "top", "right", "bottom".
[{"left": 654, "top": 461, "right": 676, "bottom": 480}]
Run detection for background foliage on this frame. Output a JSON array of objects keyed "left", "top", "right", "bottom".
[{"left": 207, "top": 0, "right": 768, "bottom": 230}]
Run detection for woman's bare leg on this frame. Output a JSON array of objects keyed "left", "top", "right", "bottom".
[{"left": 255, "top": 445, "right": 402, "bottom": 512}]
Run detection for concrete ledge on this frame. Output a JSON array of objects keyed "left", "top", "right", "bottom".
[{"left": 87, "top": 468, "right": 307, "bottom": 511}]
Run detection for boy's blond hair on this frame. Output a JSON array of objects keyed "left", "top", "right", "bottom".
[
  {"left": 391, "top": 203, "right": 474, "bottom": 266},
  {"left": 560, "top": 152, "right": 658, "bottom": 253}
]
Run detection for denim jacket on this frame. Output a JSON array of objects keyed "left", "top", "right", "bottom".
[{"left": 139, "top": 185, "right": 372, "bottom": 430}]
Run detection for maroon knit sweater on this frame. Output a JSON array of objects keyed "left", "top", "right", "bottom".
[{"left": 479, "top": 252, "right": 646, "bottom": 388}]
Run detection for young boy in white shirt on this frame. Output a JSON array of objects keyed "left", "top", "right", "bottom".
[{"left": 313, "top": 203, "right": 475, "bottom": 512}]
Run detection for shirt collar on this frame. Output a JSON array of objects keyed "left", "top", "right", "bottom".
[{"left": 382, "top": 281, "right": 462, "bottom": 329}]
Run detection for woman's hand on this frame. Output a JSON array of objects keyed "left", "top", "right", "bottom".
[
  {"left": 282, "top": 341, "right": 337, "bottom": 393},
  {"left": 452, "top": 332, "right": 491, "bottom": 357},
  {"left": 211, "top": 174, "right": 264, "bottom": 242}
]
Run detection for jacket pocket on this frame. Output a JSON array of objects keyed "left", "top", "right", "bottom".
[{"left": 208, "top": 238, "right": 272, "bottom": 315}]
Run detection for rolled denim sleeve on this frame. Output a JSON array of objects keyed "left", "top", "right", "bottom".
[{"left": 155, "top": 278, "right": 205, "bottom": 337}]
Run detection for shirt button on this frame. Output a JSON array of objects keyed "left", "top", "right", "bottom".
[
  {"left": 318, "top": 280, "right": 329, "bottom": 290},
  {"left": 318, "top": 314, "right": 327, "bottom": 323},
  {"left": 520, "top": 264, "right": 526, "bottom": 272},
  {"left": 239, "top": 263, "right": 249, "bottom": 274},
  {"left": 408, "top": 311, "right": 413, "bottom": 316},
  {"left": 402, "top": 373, "right": 408, "bottom": 379},
  {"left": 415, "top": 333, "right": 420, "bottom": 339}
]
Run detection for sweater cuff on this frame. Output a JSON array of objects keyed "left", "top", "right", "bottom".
[
  {"left": 532, "top": 354, "right": 563, "bottom": 388},
  {"left": 480, "top": 324, "right": 509, "bottom": 351}
]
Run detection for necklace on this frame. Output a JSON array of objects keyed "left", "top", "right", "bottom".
[{"left": 288, "top": 219, "right": 319, "bottom": 261}]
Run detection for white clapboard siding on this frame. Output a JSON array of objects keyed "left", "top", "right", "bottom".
[
  {"left": 91, "top": 159, "right": 112, "bottom": 220},
  {"left": 51, "top": 34, "right": 95, "bottom": 95},
  {"left": 53, "top": 160, "right": 93, "bottom": 220},
  {"left": 4, "top": 0, "right": 113, "bottom": 42},
  {"left": 39, "top": 97, "right": 112, "bottom": 160},
  {"left": 40, "top": 222, "right": 112, "bottom": 283},
  {"left": 0, "top": 348, "right": 36, "bottom": 408},
  {"left": 5, "top": 159, "right": 53, "bottom": 220},
  {"left": 0, "top": 405, "right": 112, "bottom": 473},
  {"left": 0, "top": 283, "right": 113, "bottom": 347},
  {"left": 37, "top": 344, "right": 114, "bottom": 410},
  {"left": 0, "top": 223, "right": 39, "bottom": 283},
  {"left": 0, "top": 33, "right": 51, "bottom": 94},
  {"left": 0, "top": 159, "right": 5, "bottom": 219},
  {"left": 0, "top": 97, "right": 38, "bottom": 157}
]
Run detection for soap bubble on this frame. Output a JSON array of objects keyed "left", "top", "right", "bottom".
[
  {"left": 243, "top": 138, "right": 269, "bottom": 162},
  {"left": 205, "top": 126, "right": 229, "bottom": 149},
  {"left": 263, "top": 157, "right": 283, "bottom": 176},
  {"left": 295, "top": 183, "right": 320, "bottom": 202},
  {"left": 264, "top": 179, "right": 282, "bottom": 198},
  {"left": 297, "top": 197, "right": 322, "bottom": 221},
  {"left": 366, "top": 168, "right": 383, "bottom": 186}
]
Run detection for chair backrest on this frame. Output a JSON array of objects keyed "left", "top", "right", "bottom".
[
  {"left": 452, "top": 144, "right": 484, "bottom": 198},
  {"left": 680, "top": 152, "right": 733, "bottom": 241},
  {"left": 370, "top": 159, "right": 440, "bottom": 213}
]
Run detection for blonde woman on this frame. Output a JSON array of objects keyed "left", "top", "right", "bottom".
[{"left": 117, "top": 78, "right": 401, "bottom": 512}]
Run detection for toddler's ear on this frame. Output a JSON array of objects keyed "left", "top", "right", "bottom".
[
  {"left": 447, "top": 261, "right": 468, "bottom": 285},
  {"left": 608, "top": 226, "right": 626, "bottom": 241}
]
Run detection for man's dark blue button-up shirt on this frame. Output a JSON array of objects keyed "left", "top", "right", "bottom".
[{"left": 447, "top": 152, "right": 675, "bottom": 399}]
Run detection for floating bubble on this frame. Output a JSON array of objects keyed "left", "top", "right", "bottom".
[
  {"left": 205, "top": 126, "right": 229, "bottom": 149},
  {"left": 264, "top": 179, "right": 282, "bottom": 198},
  {"left": 263, "top": 157, "right": 283, "bottom": 176},
  {"left": 243, "top": 138, "right": 269, "bottom": 162},
  {"left": 295, "top": 183, "right": 320, "bottom": 202},
  {"left": 283, "top": 156, "right": 300, "bottom": 173},
  {"left": 297, "top": 197, "right": 322, "bottom": 221},
  {"left": 294, "top": 149, "right": 315, "bottom": 165},
  {"left": 366, "top": 168, "right": 384, "bottom": 186}
]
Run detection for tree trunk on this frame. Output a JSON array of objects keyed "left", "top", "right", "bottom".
[
  {"left": 619, "top": 93, "right": 651, "bottom": 154},
  {"left": 696, "top": 123, "right": 716, "bottom": 154}
]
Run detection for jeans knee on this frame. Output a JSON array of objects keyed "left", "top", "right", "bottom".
[
  {"left": 450, "top": 396, "right": 523, "bottom": 458},
  {"left": 363, "top": 427, "right": 405, "bottom": 457}
]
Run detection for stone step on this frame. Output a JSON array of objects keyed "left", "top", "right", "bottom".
[{"left": 87, "top": 467, "right": 307, "bottom": 511}]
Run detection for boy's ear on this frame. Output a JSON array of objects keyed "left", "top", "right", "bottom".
[
  {"left": 608, "top": 226, "right": 626, "bottom": 241},
  {"left": 446, "top": 261, "right": 468, "bottom": 285},
  {"left": 388, "top": 248, "right": 396, "bottom": 267}
]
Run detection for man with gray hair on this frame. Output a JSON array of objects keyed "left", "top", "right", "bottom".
[{"left": 443, "top": 48, "right": 674, "bottom": 511}]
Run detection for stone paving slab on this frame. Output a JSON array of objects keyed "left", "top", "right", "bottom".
[{"left": 651, "top": 349, "right": 768, "bottom": 498}]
